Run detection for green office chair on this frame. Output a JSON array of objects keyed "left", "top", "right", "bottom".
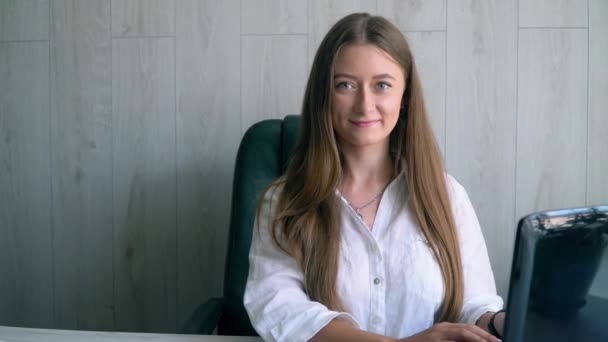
[{"left": 181, "top": 115, "right": 300, "bottom": 336}]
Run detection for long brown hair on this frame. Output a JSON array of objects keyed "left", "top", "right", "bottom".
[{"left": 257, "top": 13, "right": 463, "bottom": 322}]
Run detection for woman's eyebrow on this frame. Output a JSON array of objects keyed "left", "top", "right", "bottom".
[
  {"left": 333, "top": 73, "right": 396, "bottom": 80},
  {"left": 373, "top": 73, "right": 396, "bottom": 80}
]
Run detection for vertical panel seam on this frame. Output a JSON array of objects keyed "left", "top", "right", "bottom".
[
  {"left": 236, "top": 0, "right": 242, "bottom": 297},
  {"left": 110, "top": 0, "right": 117, "bottom": 330},
  {"left": 514, "top": 0, "right": 519, "bottom": 224},
  {"left": 443, "top": 0, "right": 447, "bottom": 31},
  {"left": 240, "top": 0, "right": 244, "bottom": 136},
  {"left": 442, "top": 1, "right": 448, "bottom": 161},
  {"left": 306, "top": 0, "right": 310, "bottom": 76},
  {"left": 49, "top": 0, "right": 56, "bottom": 328},
  {"left": 173, "top": 0, "right": 178, "bottom": 331},
  {"left": 585, "top": 0, "right": 590, "bottom": 205},
  {"left": 443, "top": 0, "right": 448, "bottom": 157},
  {"left": 239, "top": 0, "right": 245, "bottom": 136}
]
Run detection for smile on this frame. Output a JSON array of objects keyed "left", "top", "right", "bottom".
[{"left": 350, "top": 120, "right": 379, "bottom": 128}]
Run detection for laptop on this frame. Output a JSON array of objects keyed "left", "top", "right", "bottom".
[{"left": 503, "top": 206, "right": 608, "bottom": 341}]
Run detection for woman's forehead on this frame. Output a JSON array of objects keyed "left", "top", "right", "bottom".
[{"left": 333, "top": 43, "right": 405, "bottom": 78}]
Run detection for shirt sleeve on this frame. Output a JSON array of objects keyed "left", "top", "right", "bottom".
[
  {"left": 446, "top": 176, "right": 504, "bottom": 325},
  {"left": 244, "top": 185, "right": 359, "bottom": 342}
]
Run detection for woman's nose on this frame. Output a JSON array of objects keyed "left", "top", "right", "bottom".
[{"left": 354, "top": 87, "right": 374, "bottom": 113}]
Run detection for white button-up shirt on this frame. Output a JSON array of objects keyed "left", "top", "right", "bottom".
[{"left": 244, "top": 174, "right": 503, "bottom": 341}]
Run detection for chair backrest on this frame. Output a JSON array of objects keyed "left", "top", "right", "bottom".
[{"left": 218, "top": 115, "right": 300, "bottom": 335}]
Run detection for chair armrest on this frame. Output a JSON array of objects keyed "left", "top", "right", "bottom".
[{"left": 180, "top": 297, "right": 224, "bottom": 334}]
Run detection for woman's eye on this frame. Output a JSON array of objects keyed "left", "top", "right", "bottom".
[
  {"left": 335, "top": 82, "right": 353, "bottom": 89},
  {"left": 377, "top": 81, "right": 391, "bottom": 90}
]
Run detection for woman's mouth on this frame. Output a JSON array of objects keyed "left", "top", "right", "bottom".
[{"left": 351, "top": 120, "right": 378, "bottom": 128}]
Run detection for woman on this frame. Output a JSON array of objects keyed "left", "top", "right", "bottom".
[{"left": 244, "top": 13, "right": 505, "bottom": 342}]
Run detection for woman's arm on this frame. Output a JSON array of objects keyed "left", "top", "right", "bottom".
[
  {"left": 446, "top": 176, "right": 504, "bottom": 325},
  {"left": 310, "top": 320, "right": 396, "bottom": 342},
  {"left": 476, "top": 311, "right": 505, "bottom": 337},
  {"left": 244, "top": 186, "right": 359, "bottom": 341},
  {"left": 312, "top": 320, "right": 501, "bottom": 342}
]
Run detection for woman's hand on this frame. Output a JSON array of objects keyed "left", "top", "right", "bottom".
[{"left": 399, "top": 322, "right": 501, "bottom": 342}]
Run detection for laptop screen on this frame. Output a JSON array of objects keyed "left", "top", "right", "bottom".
[{"left": 503, "top": 206, "right": 608, "bottom": 342}]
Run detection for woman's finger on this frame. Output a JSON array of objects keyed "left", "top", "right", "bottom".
[{"left": 440, "top": 323, "right": 499, "bottom": 342}]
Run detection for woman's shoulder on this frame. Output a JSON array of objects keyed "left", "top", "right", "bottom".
[
  {"left": 260, "top": 179, "right": 285, "bottom": 202},
  {"left": 257, "top": 179, "right": 287, "bottom": 219},
  {"left": 443, "top": 173, "right": 471, "bottom": 206},
  {"left": 444, "top": 173, "right": 465, "bottom": 194}
]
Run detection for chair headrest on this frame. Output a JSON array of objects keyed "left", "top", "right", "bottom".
[{"left": 280, "top": 115, "right": 300, "bottom": 172}]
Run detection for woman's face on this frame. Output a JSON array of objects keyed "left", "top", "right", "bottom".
[{"left": 330, "top": 43, "right": 405, "bottom": 152}]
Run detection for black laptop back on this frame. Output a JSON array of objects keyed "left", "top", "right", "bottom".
[{"left": 504, "top": 206, "right": 608, "bottom": 342}]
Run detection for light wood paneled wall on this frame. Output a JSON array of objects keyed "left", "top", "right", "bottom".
[
  {"left": 0, "top": 0, "right": 49, "bottom": 41},
  {"left": 0, "top": 41, "right": 52, "bottom": 328},
  {"left": 588, "top": 0, "right": 608, "bottom": 206},
  {"left": 111, "top": 0, "right": 175, "bottom": 37},
  {"left": 308, "top": 0, "right": 377, "bottom": 70},
  {"left": 175, "top": 0, "right": 241, "bottom": 330},
  {"left": 241, "top": 35, "right": 307, "bottom": 131},
  {"left": 516, "top": 29, "right": 588, "bottom": 217},
  {"left": 587, "top": 0, "right": 608, "bottom": 300},
  {"left": 446, "top": 0, "right": 518, "bottom": 297},
  {"left": 50, "top": 0, "right": 113, "bottom": 330},
  {"left": 0, "top": 0, "right": 606, "bottom": 333},
  {"left": 112, "top": 36, "right": 177, "bottom": 332}
]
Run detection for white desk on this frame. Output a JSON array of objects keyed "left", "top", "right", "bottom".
[{"left": 0, "top": 326, "right": 263, "bottom": 342}]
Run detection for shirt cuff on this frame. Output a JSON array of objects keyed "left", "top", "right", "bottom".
[
  {"left": 269, "top": 308, "right": 359, "bottom": 342},
  {"left": 460, "top": 291, "right": 504, "bottom": 325},
  {"left": 463, "top": 304, "right": 504, "bottom": 325}
]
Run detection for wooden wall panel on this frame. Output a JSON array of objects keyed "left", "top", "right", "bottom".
[
  {"left": 516, "top": 29, "right": 588, "bottom": 217},
  {"left": 0, "top": 42, "right": 52, "bottom": 327},
  {"left": 406, "top": 31, "right": 446, "bottom": 155},
  {"left": 378, "top": 0, "right": 446, "bottom": 31},
  {"left": 50, "top": 0, "right": 114, "bottom": 330},
  {"left": 307, "top": 0, "right": 376, "bottom": 70},
  {"left": 112, "top": 37, "right": 177, "bottom": 332},
  {"left": 588, "top": 0, "right": 608, "bottom": 206},
  {"left": 446, "top": 0, "right": 517, "bottom": 297},
  {"left": 587, "top": 0, "right": 608, "bottom": 300},
  {"left": 519, "top": 0, "right": 588, "bottom": 28},
  {"left": 111, "top": 0, "right": 175, "bottom": 37},
  {"left": 242, "top": 0, "right": 307, "bottom": 34},
  {"left": 0, "top": 0, "right": 49, "bottom": 41},
  {"left": 241, "top": 35, "right": 307, "bottom": 133},
  {"left": 175, "top": 0, "right": 240, "bottom": 329}
]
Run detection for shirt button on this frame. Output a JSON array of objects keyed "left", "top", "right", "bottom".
[{"left": 373, "top": 277, "right": 381, "bottom": 285}]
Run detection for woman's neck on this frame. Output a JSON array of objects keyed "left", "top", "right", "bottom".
[{"left": 339, "top": 144, "right": 395, "bottom": 191}]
